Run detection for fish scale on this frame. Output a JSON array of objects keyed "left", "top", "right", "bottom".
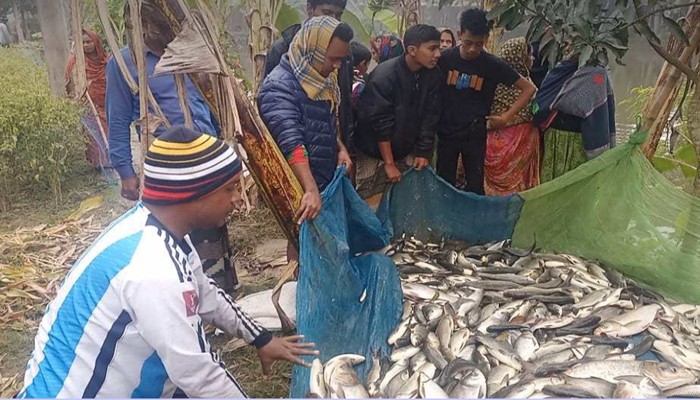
[{"left": 313, "top": 238, "right": 700, "bottom": 398}]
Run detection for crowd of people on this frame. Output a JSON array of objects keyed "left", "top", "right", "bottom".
[
  {"left": 258, "top": 1, "right": 616, "bottom": 211},
  {"left": 15, "top": 0, "right": 617, "bottom": 397}
]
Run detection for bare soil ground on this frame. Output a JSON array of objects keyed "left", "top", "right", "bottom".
[{"left": 0, "top": 166, "right": 291, "bottom": 397}]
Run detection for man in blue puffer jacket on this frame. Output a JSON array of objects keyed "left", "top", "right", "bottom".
[{"left": 258, "top": 17, "right": 354, "bottom": 226}]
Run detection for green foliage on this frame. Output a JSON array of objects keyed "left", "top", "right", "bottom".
[
  {"left": 624, "top": 85, "right": 699, "bottom": 180},
  {"left": 276, "top": 3, "right": 303, "bottom": 33},
  {"left": 0, "top": 48, "right": 86, "bottom": 211},
  {"left": 343, "top": 1, "right": 400, "bottom": 43},
  {"left": 621, "top": 85, "right": 655, "bottom": 117},
  {"left": 489, "top": 0, "right": 693, "bottom": 68}
]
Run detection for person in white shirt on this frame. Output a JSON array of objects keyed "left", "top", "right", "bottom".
[
  {"left": 19, "top": 126, "right": 317, "bottom": 398},
  {"left": 0, "top": 20, "right": 11, "bottom": 47}
]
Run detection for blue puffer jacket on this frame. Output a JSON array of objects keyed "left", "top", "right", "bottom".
[{"left": 258, "top": 55, "right": 338, "bottom": 191}]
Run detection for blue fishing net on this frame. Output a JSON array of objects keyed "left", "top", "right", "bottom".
[
  {"left": 376, "top": 167, "right": 524, "bottom": 243},
  {"left": 289, "top": 168, "right": 403, "bottom": 398}
]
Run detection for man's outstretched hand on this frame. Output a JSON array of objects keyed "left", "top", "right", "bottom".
[{"left": 257, "top": 335, "right": 318, "bottom": 375}]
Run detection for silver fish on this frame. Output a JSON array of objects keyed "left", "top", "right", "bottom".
[
  {"left": 379, "top": 358, "right": 409, "bottom": 395},
  {"left": 408, "top": 351, "right": 427, "bottom": 373},
  {"left": 424, "top": 332, "right": 448, "bottom": 370},
  {"left": 390, "top": 345, "right": 421, "bottom": 362},
  {"left": 384, "top": 369, "right": 410, "bottom": 398},
  {"left": 409, "top": 323, "right": 429, "bottom": 347},
  {"left": 366, "top": 351, "right": 382, "bottom": 396},
  {"left": 392, "top": 371, "right": 421, "bottom": 398},
  {"left": 309, "top": 359, "right": 327, "bottom": 398},
  {"left": 436, "top": 314, "right": 454, "bottom": 350},
  {"left": 449, "top": 327, "right": 471, "bottom": 355},
  {"left": 514, "top": 331, "right": 540, "bottom": 361},
  {"left": 565, "top": 360, "right": 696, "bottom": 390},
  {"left": 414, "top": 361, "right": 437, "bottom": 380},
  {"left": 341, "top": 239, "right": 700, "bottom": 400},
  {"left": 487, "top": 364, "right": 518, "bottom": 396},
  {"left": 594, "top": 304, "right": 661, "bottom": 337},
  {"left": 654, "top": 340, "right": 700, "bottom": 371},
  {"left": 388, "top": 317, "right": 411, "bottom": 345},
  {"left": 613, "top": 377, "right": 662, "bottom": 398},
  {"left": 562, "top": 376, "right": 615, "bottom": 398},
  {"left": 324, "top": 355, "right": 367, "bottom": 399},
  {"left": 664, "top": 384, "right": 700, "bottom": 398},
  {"left": 457, "top": 288, "right": 484, "bottom": 316},
  {"left": 449, "top": 368, "right": 486, "bottom": 398},
  {"left": 418, "top": 374, "right": 449, "bottom": 398}
]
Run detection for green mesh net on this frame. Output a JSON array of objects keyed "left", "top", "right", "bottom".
[{"left": 513, "top": 127, "right": 700, "bottom": 304}]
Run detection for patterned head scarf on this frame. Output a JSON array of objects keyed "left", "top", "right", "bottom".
[
  {"left": 64, "top": 29, "right": 108, "bottom": 83},
  {"left": 491, "top": 37, "right": 533, "bottom": 125},
  {"left": 371, "top": 34, "right": 404, "bottom": 63},
  {"left": 287, "top": 16, "right": 342, "bottom": 110}
]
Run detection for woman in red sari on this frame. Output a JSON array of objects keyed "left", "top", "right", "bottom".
[
  {"left": 484, "top": 37, "right": 540, "bottom": 195},
  {"left": 65, "top": 29, "right": 110, "bottom": 169}
]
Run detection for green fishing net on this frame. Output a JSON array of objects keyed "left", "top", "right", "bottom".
[{"left": 513, "top": 127, "right": 700, "bottom": 304}]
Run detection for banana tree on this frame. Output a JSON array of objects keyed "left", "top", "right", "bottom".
[
  {"left": 396, "top": 0, "right": 420, "bottom": 36},
  {"left": 245, "top": 0, "right": 283, "bottom": 92}
]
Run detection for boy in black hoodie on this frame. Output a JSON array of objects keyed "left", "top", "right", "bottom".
[{"left": 354, "top": 25, "right": 442, "bottom": 203}]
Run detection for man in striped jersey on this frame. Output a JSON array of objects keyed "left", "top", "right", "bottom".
[{"left": 19, "top": 126, "right": 317, "bottom": 398}]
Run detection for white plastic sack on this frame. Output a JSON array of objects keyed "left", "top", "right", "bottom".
[{"left": 236, "top": 281, "right": 297, "bottom": 331}]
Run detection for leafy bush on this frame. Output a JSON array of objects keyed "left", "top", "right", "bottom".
[
  {"left": 0, "top": 48, "right": 86, "bottom": 211},
  {"left": 622, "top": 84, "right": 698, "bottom": 183}
]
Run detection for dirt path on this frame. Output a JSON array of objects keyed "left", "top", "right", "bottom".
[{"left": 0, "top": 172, "right": 291, "bottom": 397}]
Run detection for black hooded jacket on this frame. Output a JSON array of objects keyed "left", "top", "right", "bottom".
[{"left": 354, "top": 56, "right": 441, "bottom": 160}]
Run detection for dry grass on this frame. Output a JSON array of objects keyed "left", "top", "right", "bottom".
[
  {"left": 212, "top": 277, "right": 292, "bottom": 398},
  {"left": 218, "top": 338, "right": 293, "bottom": 398},
  {"left": 0, "top": 176, "right": 292, "bottom": 397},
  {"left": 229, "top": 205, "right": 285, "bottom": 255}
]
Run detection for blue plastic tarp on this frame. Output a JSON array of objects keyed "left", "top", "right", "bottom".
[
  {"left": 377, "top": 168, "right": 525, "bottom": 243},
  {"left": 289, "top": 168, "right": 403, "bottom": 398}
]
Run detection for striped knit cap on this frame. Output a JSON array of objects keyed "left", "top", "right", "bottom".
[{"left": 142, "top": 126, "right": 242, "bottom": 205}]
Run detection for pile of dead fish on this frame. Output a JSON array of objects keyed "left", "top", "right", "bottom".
[{"left": 309, "top": 237, "right": 700, "bottom": 398}]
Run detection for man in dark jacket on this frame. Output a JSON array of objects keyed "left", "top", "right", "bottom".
[
  {"left": 258, "top": 17, "right": 353, "bottom": 225},
  {"left": 264, "top": 0, "right": 355, "bottom": 155},
  {"left": 354, "top": 25, "right": 442, "bottom": 203}
]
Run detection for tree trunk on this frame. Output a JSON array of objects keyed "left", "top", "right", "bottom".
[
  {"left": 20, "top": 5, "right": 29, "bottom": 41},
  {"left": 37, "top": 0, "right": 71, "bottom": 97},
  {"left": 246, "top": 0, "right": 282, "bottom": 92},
  {"left": 484, "top": 0, "right": 504, "bottom": 53},
  {"left": 11, "top": 0, "right": 25, "bottom": 43},
  {"left": 643, "top": 6, "right": 700, "bottom": 159},
  {"left": 69, "top": 0, "right": 87, "bottom": 98},
  {"left": 681, "top": 89, "right": 700, "bottom": 254}
]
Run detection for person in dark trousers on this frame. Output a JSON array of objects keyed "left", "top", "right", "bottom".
[
  {"left": 106, "top": 1, "right": 237, "bottom": 292},
  {"left": 437, "top": 8, "right": 536, "bottom": 194},
  {"left": 264, "top": 0, "right": 354, "bottom": 153},
  {"left": 354, "top": 25, "right": 442, "bottom": 204}
]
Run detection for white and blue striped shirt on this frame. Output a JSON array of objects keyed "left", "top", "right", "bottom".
[{"left": 19, "top": 204, "right": 271, "bottom": 398}]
